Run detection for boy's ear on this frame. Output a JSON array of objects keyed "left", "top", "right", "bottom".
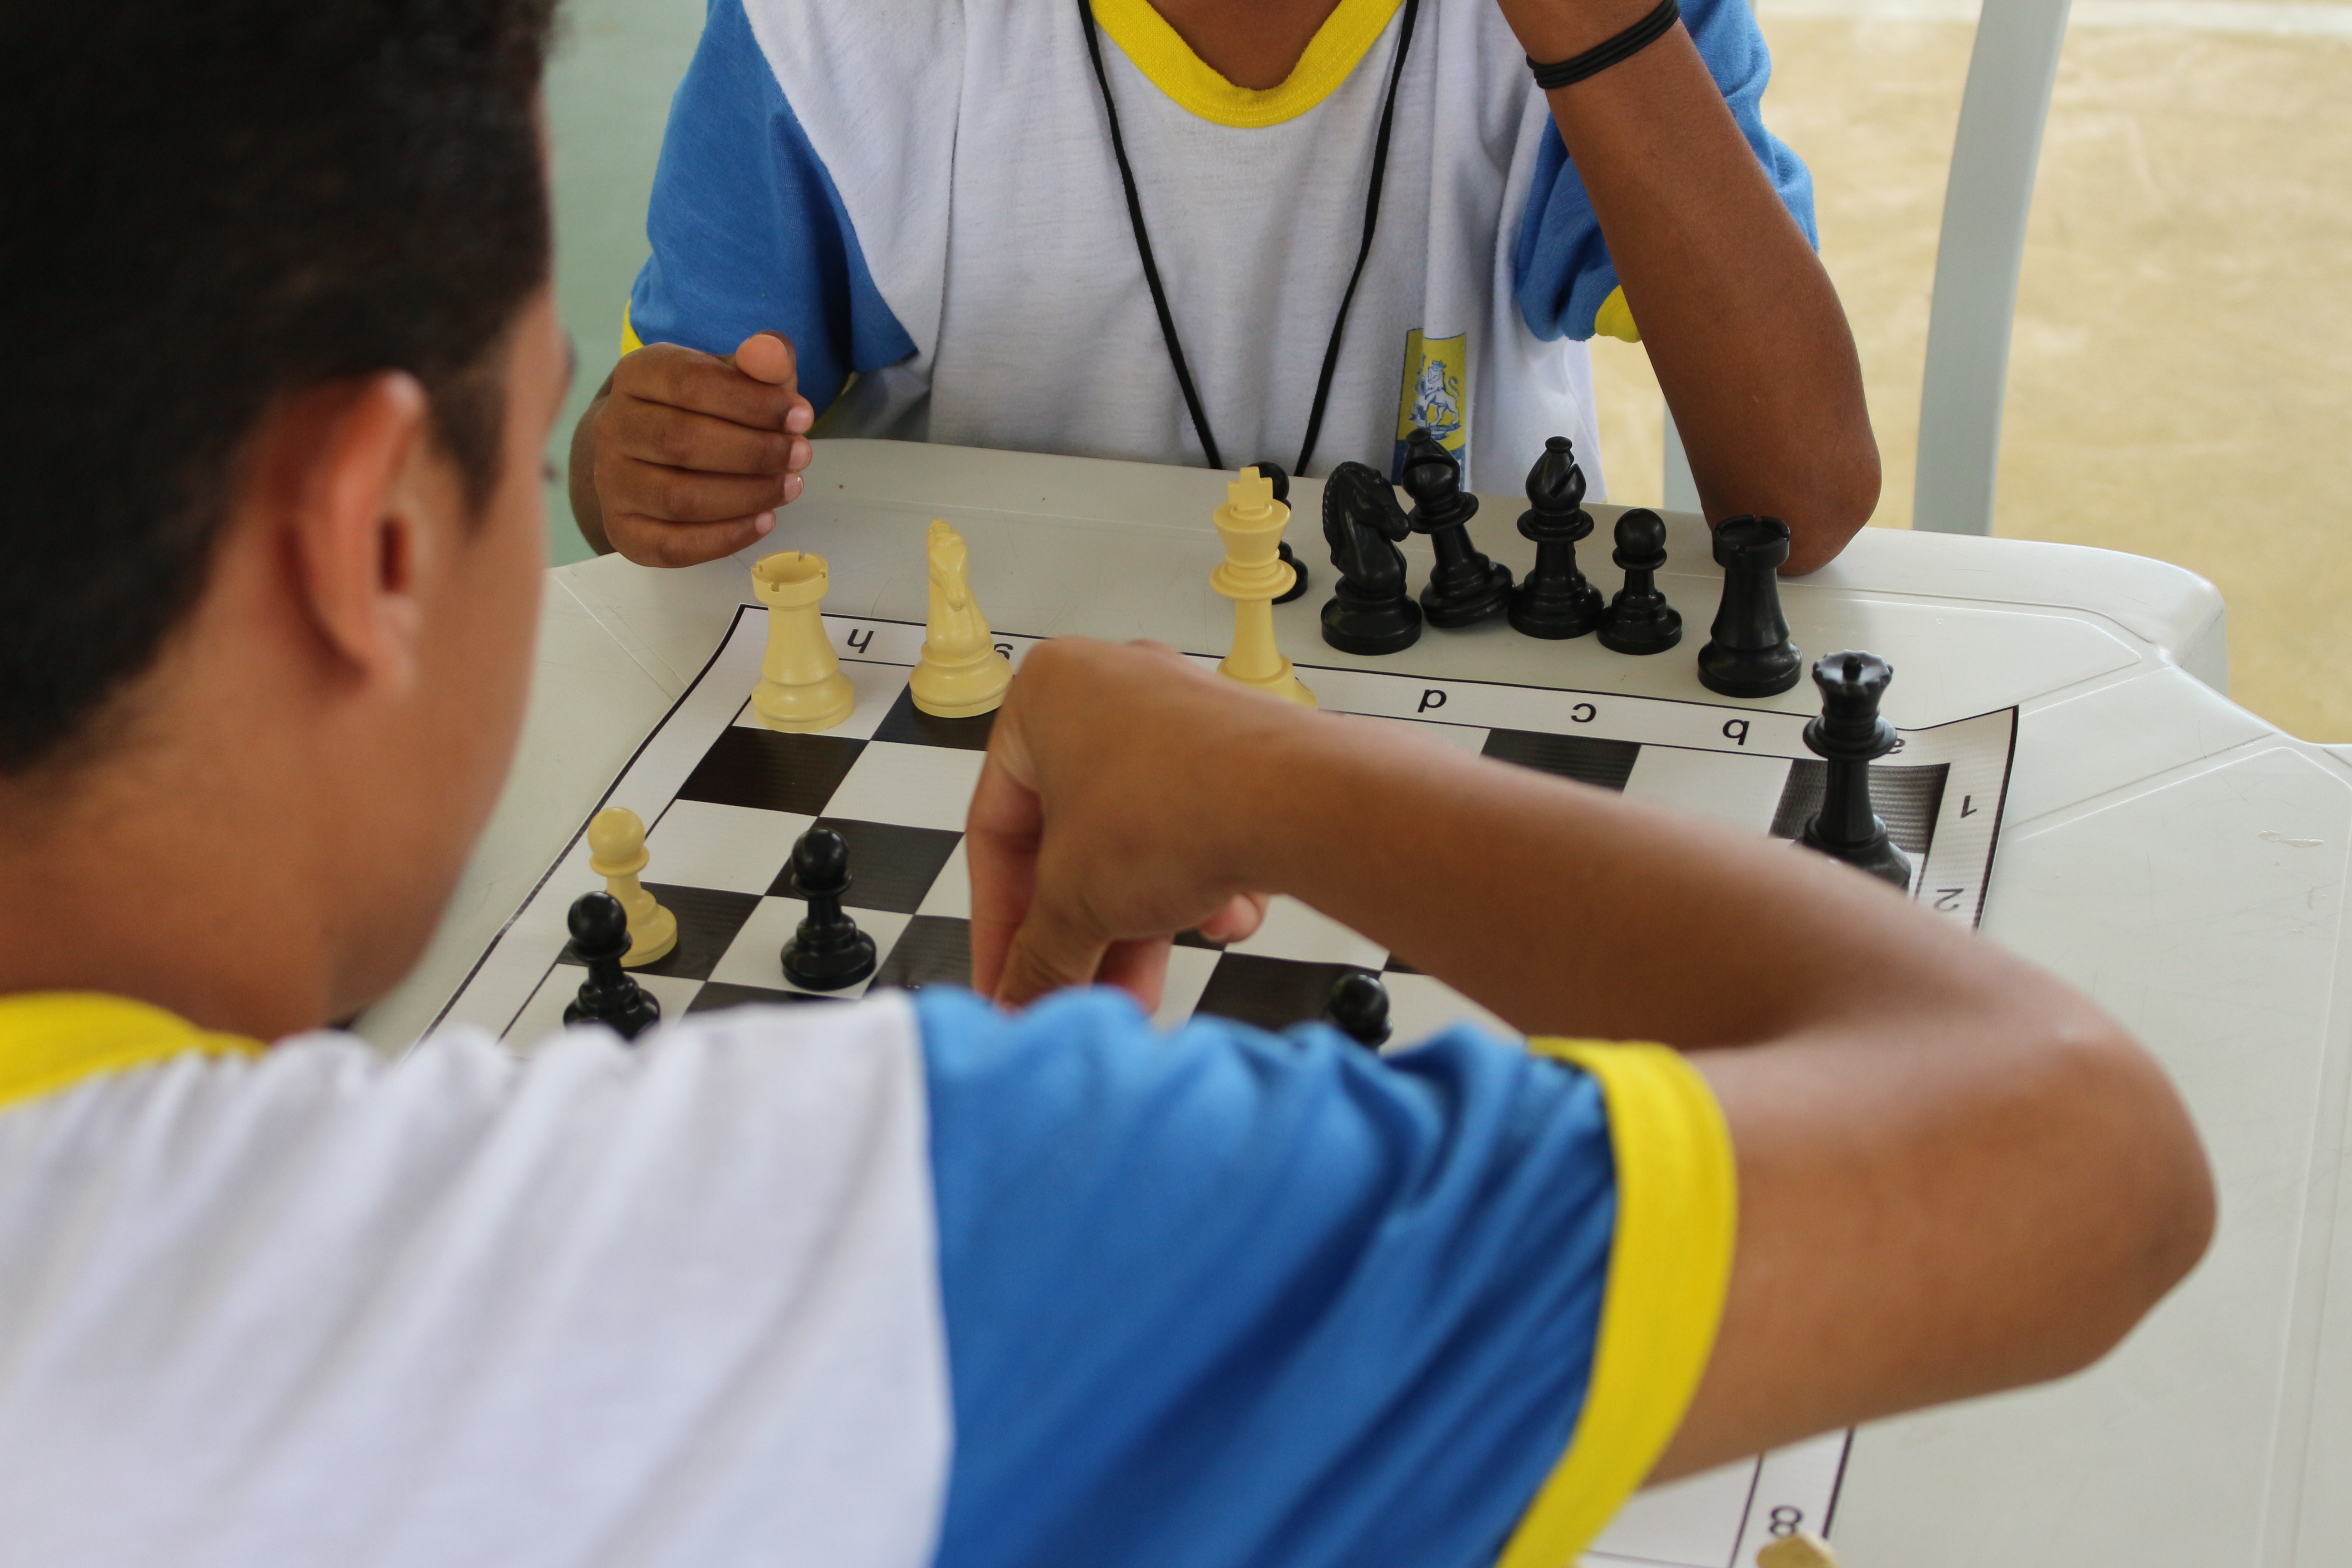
[{"left": 262, "top": 371, "right": 441, "bottom": 691}]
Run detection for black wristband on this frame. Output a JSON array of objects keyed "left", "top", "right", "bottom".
[{"left": 1526, "top": 0, "right": 1681, "bottom": 89}]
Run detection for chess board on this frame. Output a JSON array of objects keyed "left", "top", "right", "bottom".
[{"left": 430, "top": 602, "right": 2018, "bottom": 1568}]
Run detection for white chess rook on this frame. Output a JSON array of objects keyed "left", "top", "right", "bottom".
[
  {"left": 588, "top": 806, "right": 677, "bottom": 968},
  {"left": 909, "top": 519, "right": 1012, "bottom": 718},
  {"left": 1211, "top": 467, "right": 1315, "bottom": 708},
  {"left": 751, "top": 550, "right": 855, "bottom": 732}
]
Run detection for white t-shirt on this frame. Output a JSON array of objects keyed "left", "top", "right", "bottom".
[
  {"left": 0, "top": 984, "right": 1731, "bottom": 1568},
  {"left": 624, "top": 0, "right": 1816, "bottom": 493}
]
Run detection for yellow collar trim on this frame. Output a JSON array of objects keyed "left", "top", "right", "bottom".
[
  {"left": 0, "top": 992, "right": 263, "bottom": 1112},
  {"left": 1089, "top": 0, "right": 1405, "bottom": 128}
]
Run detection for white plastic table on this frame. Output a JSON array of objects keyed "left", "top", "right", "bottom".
[{"left": 363, "top": 440, "right": 2352, "bottom": 1568}]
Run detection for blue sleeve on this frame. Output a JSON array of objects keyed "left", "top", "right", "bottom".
[
  {"left": 1514, "top": 0, "right": 1819, "bottom": 342},
  {"left": 626, "top": 0, "right": 916, "bottom": 414},
  {"left": 915, "top": 987, "right": 1617, "bottom": 1568}
]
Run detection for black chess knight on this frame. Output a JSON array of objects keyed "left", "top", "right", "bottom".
[
  {"left": 563, "top": 891, "right": 661, "bottom": 1040},
  {"left": 780, "top": 826, "right": 877, "bottom": 990},
  {"left": 1696, "top": 514, "right": 1802, "bottom": 698},
  {"left": 1248, "top": 459, "right": 1310, "bottom": 605},
  {"left": 1399, "top": 428, "right": 1512, "bottom": 628},
  {"left": 1596, "top": 509, "right": 1681, "bottom": 655},
  {"left": 1505, "top": 436, "right": 1603, "bottom": 639},
  {"left": 1799, "top": 651, "right": 1913, "bottom": 890},
  {"left": 1318, "top": 461, "right": 1422, "bottom": 654}
]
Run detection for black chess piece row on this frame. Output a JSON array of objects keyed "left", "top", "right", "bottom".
[
  {"left": 564, "top": 825, "right": 881, "bottom": 1039},
  {"left": 1320, "top": 429, "right": 1681, "bottom": 658},
  {"left": 1318, "top": 429, "right": 1812, "bottom": 705}
]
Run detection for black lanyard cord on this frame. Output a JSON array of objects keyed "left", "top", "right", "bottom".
[{"left": 1078, "top": 0, "right": 1421, "bottom": 477}]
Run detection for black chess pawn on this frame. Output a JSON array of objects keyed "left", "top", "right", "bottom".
[
  {"left": 780, "top": 826, "right": 877, "bottom": 990},
  {"left": 1596, "top": 509, "right": 1682, "bottom": 655},
  {"left": 1695, "top": 515, "right": 1802, "bottom": 698},
  {"left": 1321, "top": 970, "right": 1392, "bottom": 1049},
  {"left": 1318, "top": 461, "right": 1422, "bottom": 654},
  {"left": 1399, "top": 428, "right": 1512, "bottom": 628},
  {"left": 1505, "top": 436, "right": 1603, "bottom": 639},
  {"left": 1799, "top": 651, "right": 1913, "bottom": 891},
  {"left": 563, "top": 891, "right": 661, "bottom": 1040},
  {"left": 1250, "top": 460, "right": 1310, "bottom": 605}
]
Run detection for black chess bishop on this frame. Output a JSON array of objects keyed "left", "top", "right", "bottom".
[
  {"left": 1400, "top": 428, "right": 1512, "bottom": 627},
  {"left": 1596, "top": 508, "right": 1681, "bottom": 654},
  {"left": 563, "top": 891, "right": 661, "bottom": 1040},
  {"left": 1799, "top": 651, "right": 1914, "bottom": 890},
  {"left": 1696, "top": 514, "right": 1802, "bottom": 697},
  {"left": 1321, "top": 970, "right": 1392, "bottom": 1049},
  {"left": 780, "top": 826, "right": 877, "bottom": 990},
  {"left": 1505, "top": 436, "right": 1604, "bottom": 639},
  {"left": 1248, "top": 459, "right": 1310, "bottom": 605},
  {"left": 1318, "top": 461, "right": 1423, "bottom": 654}
]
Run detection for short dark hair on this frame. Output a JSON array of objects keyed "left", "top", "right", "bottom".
[{"left": 0, "top": 0, "right": 557, "bottom": 775}]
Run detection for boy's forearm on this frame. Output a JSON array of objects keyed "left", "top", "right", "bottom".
[
  {"left": 1505, "top": 0, "right": 1880, "bottom": 573},
  {"left": 1247, "top": 708, "right": 1972, "bottom": 1047}
]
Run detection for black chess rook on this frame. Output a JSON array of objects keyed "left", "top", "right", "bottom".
[
  {"left": 1506, "top": 436, "right": 1604, "bottom": 640},
  {"left": 1318, "top": 461, "right": 1423, "bottom": 654},
  {"left": 1249, "top": 459, "right": 1310, "bottom": 605},
  {"left": 1596, "top": 508, "right": 1681, "bottom": 655},
  {"left": 563, "top": 891, "right": 661, "bottom": 1039},
  {"left": 1800, "top": 651, "right": 1913, "bottom": 890},
  {"left": 1321, "top": 970, "right": 1392, "bottom": 1049},
  {"left": 1695, "top": 514, "right": 1802, "bottom": 698},
  {"left": 1400, "top": 428, "right": 1512, "bottom": 627},
  {"left": 780, "top": 826, "right": 878, "bottom": 990}
]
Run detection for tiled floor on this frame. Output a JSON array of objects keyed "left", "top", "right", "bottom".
[{"left": 542, "top": 0, "right": 2352, "bottom": 739}]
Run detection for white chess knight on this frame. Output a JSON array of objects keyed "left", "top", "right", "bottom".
[
  {"left": 909, "top": 519, "right": 1013, "bottom": 718},
  {"left": 588, "top": 806, "right": 677, "bottom": 968}
]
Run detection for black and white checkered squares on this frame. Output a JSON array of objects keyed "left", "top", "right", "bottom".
[{"left": 446, "top": 606, "right": 2012, "bottom": 1050}]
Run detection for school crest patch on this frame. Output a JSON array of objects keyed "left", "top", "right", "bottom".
[{"left": 1393, "top": 329, "right": 1469, "bottom": 478}]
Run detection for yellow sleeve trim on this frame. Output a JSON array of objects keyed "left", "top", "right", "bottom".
[
  {"left": 1089, "top": 0, "right": 1403, "bottom": 128},
  {"left": 619, "top": 305, "right": 644, "bottom": 357},
  {"left": 0, "top": 992, "right": 262, "bottom": 1113},
  {"left": 1593, "top": 286, "right": 1641, "bottom": 344},
  {"left": 1498, "top": 1039, "right": 1737, "bottom": 1568}
]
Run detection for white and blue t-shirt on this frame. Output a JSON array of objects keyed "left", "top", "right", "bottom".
[
  {"left": 625, "top": 0, "right": 1816, "bottom": 493},
  {"left": 0, "top": 987, "right": 1735, "bottom": 1568}
]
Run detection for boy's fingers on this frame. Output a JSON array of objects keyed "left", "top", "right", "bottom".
[
  {"left": 604, "top": 510, "right": 777, "bottom": 568},
  {"left": 993, "top": 905, "right": 1112, "bottom": 1010},
  {"left": 606, "top": 459, "right": 796, "bottom": 524},
  {"left": 730, "top": 330, "right": 799, "bottom": 390},
  {"left": 1196, "top": 893, "right": 1269, "bottom": 945},
  {"left": 606, "top": 403, "right": 805, "bottom": 477},
  {"left": 617, "top": 345, "right": 801, "bottom": 431},
  {"left": 963, "top": 751, "right": 1044, "bottom": 1000},
  {"left": 1094, "top": 937, "right": 1174, "bottom": 1013}
]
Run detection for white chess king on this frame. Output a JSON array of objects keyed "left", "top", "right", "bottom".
[
  {"left": 1211, "top": 467, "right": 1316, "bottom": 707},
  {"left": 909, "top": 519, "right": 1013, "bottom": 718},
  {"left": 750, "top": 550, "right": 855, "bottom": 732}
]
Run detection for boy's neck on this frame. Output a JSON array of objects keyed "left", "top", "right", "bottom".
[{"left": 1147, "top": 0, "right": 1348, "bottom": 90}]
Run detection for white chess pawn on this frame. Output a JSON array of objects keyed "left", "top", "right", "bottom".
[
  {"left": 588, "top": 806, "right": 677, "bottom": 968},
  {"left": 750, "top": 550, "right": 854, "bottom": 731},
  {"left": 1212, "top": 467, "right": 1315, "bottom": 707},
  {"left": 910, "top": 519, "right": 1013, "bottom": 718}
]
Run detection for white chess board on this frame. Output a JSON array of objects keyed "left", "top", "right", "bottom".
[{"left": 431, "top": 604, "right": 2019, "bottom": 1568}]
